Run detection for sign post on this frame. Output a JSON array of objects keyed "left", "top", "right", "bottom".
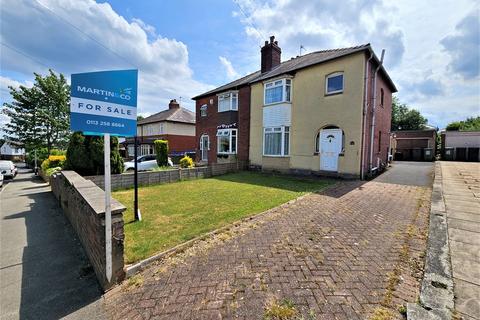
[{"left": 70, "top": 69, "right": 138, "bottom": 283}]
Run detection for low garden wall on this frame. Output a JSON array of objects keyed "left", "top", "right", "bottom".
[
  {"left": 50, "top": 171, "right": 126, "bottom": 291},
  {"left": 85, "top": 161, "right": 247, "bottom": 190}
]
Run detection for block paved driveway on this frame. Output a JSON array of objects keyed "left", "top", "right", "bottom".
[{"left": 106, "top": 162, "right": 434, "bottom": 320}]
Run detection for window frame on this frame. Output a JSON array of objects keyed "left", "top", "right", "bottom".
[
  {"left": 325, "top": 72, "right": 344, "bottom": 95},
  {"left": 200, "top": 104, "right": 207, "bottom": 117},
  {"left": 216, "top": 128, "right": 238, "bottom": 154},
  {"left": 263, "top": 126, "right": 290, "bottom": 157},
  {"left": 217, "top": 92, "right": 238, "bottom": 112},
  {"left": 264, "top": 78, "right": 292, "bottom": 105}
]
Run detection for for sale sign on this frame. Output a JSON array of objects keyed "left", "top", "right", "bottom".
[{"left": 70, "top": 69, "right": 138, "bottom": 136}]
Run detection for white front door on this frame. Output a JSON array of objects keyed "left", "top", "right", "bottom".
[
  {"left": 200, "top": 135, "right": 209, "bottom": 161},
  {"left": 320, "top": 129, "right": 342, "bottom": 172}
]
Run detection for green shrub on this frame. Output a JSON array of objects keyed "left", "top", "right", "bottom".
[
  {"left": 179, "top": 155, "right": 194, "bottom": 168},
  {"left": 45, "top": 167, "right": 62, "bottom": 177},
  {"left": 26, "top": 147, "right": 49, "bottom": 168},
  {"left": 64, "top": 132, "right": 123, "bottom": 176},
  {"left": 154, "top": 140, "right": 168, "bottom": 167}
]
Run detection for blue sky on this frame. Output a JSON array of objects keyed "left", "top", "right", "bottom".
[{"left": 1, "top": 0, "right": 479, "bottom": 130}]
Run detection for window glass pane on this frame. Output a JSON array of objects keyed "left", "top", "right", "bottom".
[
  {"left": 264, "top": 130, "right": 282, "bottom": 155},
  {"left": 231, "top": 133, "right": 237, "bottom": 152},
  {"left": 285, "top": 84, "right": 291, "bottom": 102},
  {"left": 275, "top": 80, "right": 282, "bottom": 86},
  {"left": 232, "top": 93, "right": 238, "bottom": 110},
  {"left": 284, "top": 129, "right": 290, "bottom": 155},
  {"left": 218, "top": 95, "right": 230, "bottom": 112},
  {"left": 265, "top": 86, "right": 283, "bottom": 104},
  {"left": 218, "top": 136, "right": 230, "bottom": 153},
  {"left": 327, "top": 74, "right": 343, "bottom": 93}
]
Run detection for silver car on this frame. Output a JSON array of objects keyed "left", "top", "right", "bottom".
[{"left": 0, "top": 160, "right": 17, "bottom": 179}]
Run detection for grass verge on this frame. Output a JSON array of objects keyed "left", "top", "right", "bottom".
[{"left": 113, "top": 171, "right": 331, "bottom": 263}]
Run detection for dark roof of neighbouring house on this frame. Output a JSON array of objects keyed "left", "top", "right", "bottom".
[
  {"left": 137, "top": 107, "right": 195, "bottom": 125},
  {"left": 192, "top": 43, "right": 397, "bottom": 100}
]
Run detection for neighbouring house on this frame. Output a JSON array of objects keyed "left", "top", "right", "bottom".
[
  {"left": 392, "top": 129, "right": 437, "bottom": 161},
  {"left": 123, "top": 99, "right": 196, "bottom": 159},
  {"left": 193, "top": 36, "right": 396, "bottom": 178},
  {"left": 441, "top": 130, "right": 480, "bottom": 161},
  {"left": 0, "top": 141, "right": 25, "bottom": 161}
]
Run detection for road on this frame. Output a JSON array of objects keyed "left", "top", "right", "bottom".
[{"left": 0, "top": 166, "right": 106, "bottom": 320}]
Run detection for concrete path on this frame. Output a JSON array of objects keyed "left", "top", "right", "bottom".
[
  {"left": 375, "top": 161, "right": 434, "bottom": 187},
  {"left": 0, "top": 166, "right": 106, "bottom": 320},
  {"left": 441, "top": 161, "right": 480, "bottom": 320},
  {"left": 106, "top": 162, "right": 434, "bottom": 319}
]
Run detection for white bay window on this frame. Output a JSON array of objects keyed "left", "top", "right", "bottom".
[
  {"left": 264, "top": 79, "right": 291, "bottom": 105},
  {"left": 218, "top": 92, "right": 238, "bottom": 112},
  {"left": 264, "top": 126, "right": 290, "bottom": 156},
  {"left": 217, "top": 129, "right": 237, "bottom": 154}
]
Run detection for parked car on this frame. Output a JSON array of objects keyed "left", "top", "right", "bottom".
[
  {"left": 123, "top": 155, "right": 173, "bottom": 172},
  {"left": 0, "top": 160, "right": 17, "bottom": 179}
]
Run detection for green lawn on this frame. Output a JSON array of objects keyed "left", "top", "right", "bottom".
[{"left": 113, "top": 171, "right": 332, "bottom": 264}]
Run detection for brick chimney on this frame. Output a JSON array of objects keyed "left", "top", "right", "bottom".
[
  {"left": 168, "top": 99, "right": 180, "bottom": 109},
  {"left": 261, "top": 36, "right": 281, "bottom": 73}
]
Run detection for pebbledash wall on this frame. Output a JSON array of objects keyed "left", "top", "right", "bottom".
[
  {"left": 50, "top": 171, "right": 126, "bottom": 291},
  {"left": 85, "top": 161, "right": 247, "bottom": 191}
]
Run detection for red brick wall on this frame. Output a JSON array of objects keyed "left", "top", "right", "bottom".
[
  {"left": 362, "top": 57, "right": 393, "bottom": 174},
  {"left": 135, "top": 134, "right": 196, "bottom": 153},
  {"left": 195, "top": 86, "right": 250, "bottom": 163}
]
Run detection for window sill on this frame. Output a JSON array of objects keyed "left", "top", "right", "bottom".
[
  {"left": 262, "top": 155, "right": 290, "bottom": 158},
  {"left": 263, "top": 101, "right": 292, "bottom": 107},
  {"left": 325, "top": 91, "right": 343, "bottom": 97}
]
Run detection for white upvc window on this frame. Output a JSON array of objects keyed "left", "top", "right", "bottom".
[
  {"left": 200, "top": 104, "right": 207, "bottom": 117},
  {"left": 216, "top": 129, "right": 237, "bottom": 154},
  {"left": 326, "top": 72, "right": 344, "bottom": 95},
  {"left": 264, "top": 78, "right": 291, "bottom": 105},
  {"left": 263, "top": 126, "right": 290, "bottom": 156},
  {"left": 217, "top": 92, "right": 238, "bottom": 112}
]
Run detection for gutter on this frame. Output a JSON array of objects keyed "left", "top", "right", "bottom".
[
  {"left": 361, "top": 51, "right": 374, "bottom": 180},
  {"left": 369, "top": 49, "right": 385, "bottom": 174}
]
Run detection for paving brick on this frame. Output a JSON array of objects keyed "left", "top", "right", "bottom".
[{"left": 106, "top": 179, "right": 431, "bottom": 319}]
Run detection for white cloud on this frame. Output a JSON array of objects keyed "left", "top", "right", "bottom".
[
  {"left": 0, "top": 0, "right": 213, "bottom": 116},
  {"left": 131, "top": 18, "right": 156, "bottom": 38},
  {"left": 219, "top": 56, "right": 240, "bottom": 80},
  {"left": 234, "top": 0, "right": 479, "bottom": 128}
]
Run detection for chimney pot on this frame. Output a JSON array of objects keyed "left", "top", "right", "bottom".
[{"left": 270, "top": 36, "right": 275, "bottom": 43}]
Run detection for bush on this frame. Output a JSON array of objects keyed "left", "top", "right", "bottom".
[
  {"left": 179, "top": 155, "right": 194, "bottom": 168},
  {"left": 154, "top": 140, "right": 168, "bottom": 167},
  {"left": 64, "top": 132, "right": 124, "bottom": 176},
  {"left": 26, "top": 147, "right": 49, "bottom": 168}
]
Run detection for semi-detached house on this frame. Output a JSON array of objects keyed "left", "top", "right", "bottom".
[{"left": 193, "top": 36, "right": 397, "bottom": 179}]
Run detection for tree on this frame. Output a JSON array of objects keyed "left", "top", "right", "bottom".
[
  {"left": 446, "top": 116, "right": 480, "bottom": 131},
  {"left": 64, "top": 132, "right": 123, "bottom": 175},
  {"left": 391, "top": 97, "right": 428, "bottom": 131},
  {"left": 2, "top": 69, "right": 70, "bottom": 152},
  {"left": 137, "top": 115, "right": 144, "bottom": 121},
  {"left": 154, "top": 140, "right": 168, "bottom": 166}
]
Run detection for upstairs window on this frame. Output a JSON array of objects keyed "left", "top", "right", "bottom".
[
  {"left": 264, "top": 79, "right": 291, "bottom": 105},
  {"left": 200, "top": 104, "right": 207, "bottom": 117},
  {"left": 217, "top": 129, "right": 237, "bottom": 154},
  {"left": 326, "top": 72, "right": 344, "bottom": 95},
  {"left": 218, "top": 92, "right": 238, "bottom": 112}
]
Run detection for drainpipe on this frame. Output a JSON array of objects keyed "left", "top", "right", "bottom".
[
  {"left": 369, "top": 49, "right": 385, "bottom": 174},
  {"left": 361, "top": 51, "right": 374, "bottom": 180}
]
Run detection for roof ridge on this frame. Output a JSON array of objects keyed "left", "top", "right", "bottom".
[{"left": 294, "top": 43, "right": 370, "bottom": 58}]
